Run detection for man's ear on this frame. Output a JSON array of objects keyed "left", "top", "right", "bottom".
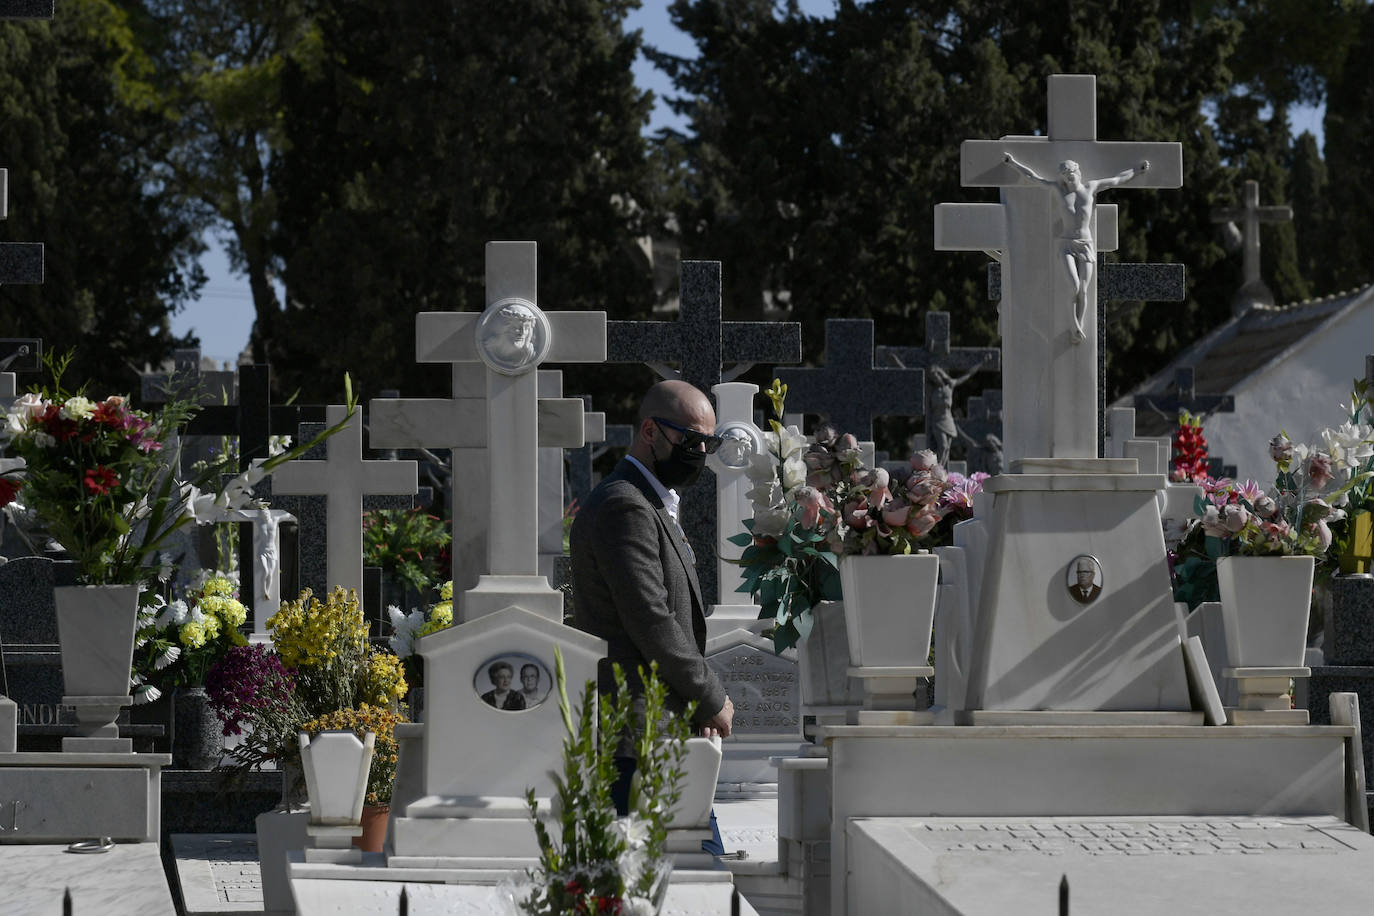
[{"left": 638, "top": 416, "right": 657, "bottom": 446}]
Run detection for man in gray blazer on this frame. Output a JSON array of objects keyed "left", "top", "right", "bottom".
[{"left": 571, "top": 379, "right": 734, "bottom": 814}]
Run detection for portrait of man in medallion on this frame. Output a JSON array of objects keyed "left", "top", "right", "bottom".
[{"left": 1066, "top": 555, "right": 1103, "bottom": 604}]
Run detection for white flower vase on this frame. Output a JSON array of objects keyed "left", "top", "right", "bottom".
[
  {"left": 837, "top": 553, "right": 940, "bottom": 721},
  {"left": 1215, "top": 555, "right": 1315, "bottom": 669},
  {"left": 54, "top": 583, "right": 140, "bottom": 752},
  {"left": 299, "top": 729, "right": 375, "bottom": 863}
]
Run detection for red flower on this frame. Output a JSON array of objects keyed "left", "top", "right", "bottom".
[
  {"left": 91, "top": 401, "right": 124, "bottom": 427},
  {"left": 0, "top": 478, "right": 20, "bottom": 508},
  {"left": 564, "top": 879, "right": 583, "bottom": 895},
  {"left": 83, "top": 466, "right": 120, "bottom": 495}
]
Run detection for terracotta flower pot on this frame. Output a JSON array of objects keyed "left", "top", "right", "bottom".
[{"left": 352, "top": 804, "right": 390, "bottom": 853}]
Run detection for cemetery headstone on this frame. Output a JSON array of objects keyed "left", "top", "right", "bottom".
[
  {"left": 775, "top": 318, "right": 925, "bottom": 442},
  {"left": 1211, "top": 179, "right": 1293, "bottom": 316},
  {"left": 270, "top": 407, "right": 417, "bottom": 599},
  {"left": 931, "top": 73, "right": 1192, "bottom": 717},
  {"left": 1132, "top": 367, "right": 1237, "bottom": 478},
  {"left": 875, "top": 311, "right": 999, "bottom": 465},
  {"left": 607, "top": 259, "right": 802, "bottom": 609}
]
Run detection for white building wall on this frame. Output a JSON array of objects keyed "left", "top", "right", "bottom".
[{"left": 1203, "top": 300, "right": 1374, "bottom": 484}]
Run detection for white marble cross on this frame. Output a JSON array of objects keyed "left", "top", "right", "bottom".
[
  {"left": 1210, "top": 179, "right": 1292, "bottom": 311},
  {"left": 369, "top": 364, "right": 588, "bottom": 593},
  {"left": 270, "top": 405, "right": 417, "bottom": 598},
  {"left": 706, "top": 382, "right": 764, "bottom": 609},
  {"left": 935, "top": 74, "right": 1181, "bottom": 461},
  {"left": 399, "top": 241, "right": 606, "bottom": 622}
]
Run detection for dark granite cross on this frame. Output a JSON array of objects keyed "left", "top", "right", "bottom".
[
  {"left": 875, "top": 311, "right": 1000, "bottom": 458},
  {"left": 875, "top": 311, "right": 1001, "bottom": 375},
  {"left": 959, "top": 389, "right": 1004, "bottom": 475},
  {"left": 774, "top": 319, "right": 925, "bottom": 442},
  {"left": 605, "top": 259, "right": 801, "bottom": 392},
  {"left": 0, "top": 1, "right": 55, "bottom": 17},
  {"left": 171, "top": 364, "right": 326, "bottom": 615},
  {"left": 1, "top": 169, "right": 44, "bottom": 287},
  {"left": 1132, "top": 367, "right": 1234, "bottom": 417},
  {"left": 606, "top": 258, "right": 801, "bottom": 608}
]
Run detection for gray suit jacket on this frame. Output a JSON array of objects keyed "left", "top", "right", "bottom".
[{"left": 570, "top": 458, "right": 726, "bottom": 741}]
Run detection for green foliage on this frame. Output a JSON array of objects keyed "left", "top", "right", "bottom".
[
  {"left": 262, "top": 0, "right": 661, "bottom": 402},
  {"left": 0, "top": 0, "right": 205, "bottom": 394},
  {"left": 362, "top": 508, "right": 451, "bottom": 594},
  {"left": 731, "top": 515, "right": 842, "bottom": 654},
  {"left": 522, "top": 649, "right": 688, "bottom": 916}
]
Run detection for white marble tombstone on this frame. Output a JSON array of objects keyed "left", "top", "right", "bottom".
[
  {"left": 933, "top": 75, "right": 1193, "bottom": 721},
  {"left": 270, "top": 406, "right": 416, "bottom": 598}
]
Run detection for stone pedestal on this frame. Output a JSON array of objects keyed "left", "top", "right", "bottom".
[
  {"left": 0, "top": 697, "right": 15, "bottom": 753},
  {"left": 1222, "top": 667, "right": 1309, "bottom": 725},
  {"left": 0, "top": 751, "right": 169, "bottom": 842},
  {"left": 61, "top": 695, "right": 133, "bottom": 753}
]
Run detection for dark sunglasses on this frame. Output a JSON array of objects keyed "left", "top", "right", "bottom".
[{"left": 652, "top": 417, "right": 725, "bottom": 454}]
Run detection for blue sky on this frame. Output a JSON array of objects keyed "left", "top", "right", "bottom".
[{"left": 175, "top": 2, "right": 1326, "bottom": 366}]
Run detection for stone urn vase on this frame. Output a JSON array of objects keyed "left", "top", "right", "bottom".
[
  {"left": 299, "top": 729, "right": 375, "bottom": 864},
  {"left": 172, "top": 687, "right": 224, "bottom": 770},
  {"left": 796, "top": 600, "right": 864, "bottom": 710},
  {"left": 1216, "top": 555, "right": 1316, "bottom": 668},
  {"left": 53, "top": 583, "right": 140, "bottom": 698},
  {"left": 837, "top": 553, "right": 941, "bottom": 670}
]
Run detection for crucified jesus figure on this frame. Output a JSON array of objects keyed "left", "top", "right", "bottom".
[{"left": 1003, "top": 153, "right": 1149, "bottom": 344}]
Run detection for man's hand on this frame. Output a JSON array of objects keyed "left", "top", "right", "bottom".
[{"left": 701, "top": 696, "right": 734, "bottom": 739}]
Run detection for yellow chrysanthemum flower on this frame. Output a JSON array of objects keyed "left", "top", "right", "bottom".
[{"left": 438, "top": 580, "right": 453, "bottom": 601}]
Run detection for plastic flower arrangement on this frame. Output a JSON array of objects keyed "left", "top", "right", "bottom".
[
  {"left": 132, "top": 575, "right": 248, "bottom": 701},
  {"left": 300, "top": 704, "right": 407, "bottom": 807},
  {"left": 513, "top": 650, "right": 687, "bottom": 916},
  {"left": 729, "top": 380, "right": 973, "bottom": 652},
  {"left": 0, "top": 351, "right": 359, "bottom": 584}
]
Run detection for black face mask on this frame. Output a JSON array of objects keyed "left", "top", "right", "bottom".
[{"left": 652, "top": 432, "right": 707, "bottom": 489}]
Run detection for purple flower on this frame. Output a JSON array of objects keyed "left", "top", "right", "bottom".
[{"left": 205, "top": 644, "right": 296, "bottom": 737}]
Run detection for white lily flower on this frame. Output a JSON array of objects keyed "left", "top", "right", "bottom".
[{"left": 781, "top": 454, "right": 807, "bottom": 491}]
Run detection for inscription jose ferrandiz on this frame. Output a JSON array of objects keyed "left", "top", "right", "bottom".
[
  {"left": 910, "top": 817, "right": 1357, "bottom": 857},
  {"left": 709, "top": 644, "right": 799, "bottom": 736}
]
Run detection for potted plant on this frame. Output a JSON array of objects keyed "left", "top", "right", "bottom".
[
  {"left": 133, "top": 574, "right": 248, "bottom": 768},
  {"left": 363, "top": 508, "right": 451, "bottom": 612},
  {"left": 300, "top": 704, "right": 406, "bottom": 852},
  {"left": 212, "top": 587, "right": 409, "bottom": 794},
  {"left": 0, "top": 352, "right": 358, "bottom": 708},
  {"left": 1173, "top": 425, "right": 1373, "bottom": 667},
  {"left": 729, "top": 381, "right": 978, "bottom": 699},
  {"left": 512, "top": 650, "right": 687, "bottom": 916}
]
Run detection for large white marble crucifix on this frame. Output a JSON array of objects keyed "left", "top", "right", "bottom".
[
  {"left": 270, "top": 406, "right": 417, "bottom": 598},
  {"left": 384, "top": 241, "right": 606, "bottom": 623},
  {"left": 935, "top": 74, "right": 1181, "bottom": 461}
]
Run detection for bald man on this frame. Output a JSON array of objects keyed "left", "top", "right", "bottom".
[{"left": 570, "top": 379, "right": 735, "bottom": 815}]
